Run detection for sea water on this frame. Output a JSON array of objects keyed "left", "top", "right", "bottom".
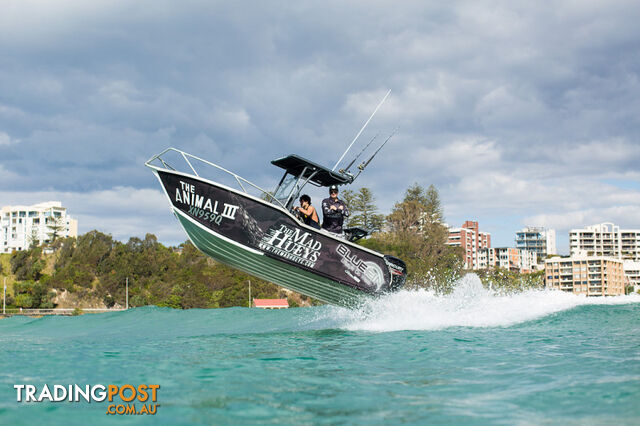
[{"left": 0, "top": 275, "right": 638, "bottom": 425}]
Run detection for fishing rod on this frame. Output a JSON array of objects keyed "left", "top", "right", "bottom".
[
  {"left": 340, "top": 132, "right": 379, "bottom": 174},
  {"left": 352, "top": 128, "right": 398, "bottom": 181},
  {"left": 332, "top": 89, "right": 391, "bottom": 171}
]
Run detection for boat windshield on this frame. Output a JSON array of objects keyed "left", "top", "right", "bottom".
[{"left": 272, "top": 173, "right": 301, "bottom": 208}]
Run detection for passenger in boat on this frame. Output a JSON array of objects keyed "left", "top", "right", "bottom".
[
  {"left": 294, "top": 194, "right": 321, "bottom": 229},
  {"left": 321, "top": 185, "right": 349, "bottom": 236}
]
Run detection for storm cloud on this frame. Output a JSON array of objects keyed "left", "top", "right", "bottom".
[{"left": 1, "top": 0, "right": 639, "bottom": 251}]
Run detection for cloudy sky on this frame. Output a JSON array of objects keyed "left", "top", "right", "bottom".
[{"left": 2, "top": 0, "right": 639, "bottom": 253}]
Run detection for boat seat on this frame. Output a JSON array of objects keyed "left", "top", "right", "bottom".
[{"left": 343, "top": 227, "right": 368, "bottom": 242}]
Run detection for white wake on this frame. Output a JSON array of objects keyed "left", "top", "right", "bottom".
[{"left": 316, "top": 274, "right": 640, "bottom": 332}]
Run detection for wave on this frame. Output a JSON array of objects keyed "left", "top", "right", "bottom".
[
  {"left": 309, "top": 274, "right": 640, "bottom": 332},
  {"left": 1, "top": 275, "right": 638, "bottom": 337}
]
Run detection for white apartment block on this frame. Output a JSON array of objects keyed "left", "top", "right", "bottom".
[
  {"left": 515, "top": 226, "right": 556, "bottom": 258},
  {"left": 570, "top": 222, "right": 640, "bottom": 261},
  {"left": 545, "top": 254, "right": 626, "bottom": 296},
  {"left": 623, "top": 260, "right": 640, "bottom": 291},
  {"left": 478, "top": 247, "right": 538, "bottom": 273},
  {"left": 1, "top": 202, "right": 78, "bottom": 253}
]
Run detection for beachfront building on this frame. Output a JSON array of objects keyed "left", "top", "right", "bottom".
[
  {"left": 569, "top": 222, "right": 640, "bottom": 261},
  {"left": 623, "top": 260, "right": 640, "bottom": 291},
  {"left": 515, "top": 226, "right": 556, "bottom": 259},
  {"left": 446, "top": 220, "right": 491, "bottom": 270},
  {"left": 544, "top": 254, "right": 626, "bottom": 296},
  {"left": 478, "top": 247, "right": 538, "bottom": 273},
  {"left": 0, "top": 202, "right": 78, "bottom": 253}
]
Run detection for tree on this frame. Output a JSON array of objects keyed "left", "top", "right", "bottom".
[
  {"left": 260, "top": 191, "right": 276, "bottom": 203},
  {"left": 366, "top": 183, "right": 464, "bottom": 291},
  {"left": 46, "top": 216, "right": 65, "bottom": 243},
  {"left": 423, "top": 184, "right": 444, "bottom": 225},
  {"left": 13, "top": 280, "right": 55, "bottom": 309},
  {"left": 348, "top": 188, "right": 385, "bottom": 233},
  {"left": 21, "top": 229, "right": 293, "bottom": 309},
  {"left": 477, "top": 269, "right": 545, "bottom": 292},
  {"left": 10, "top": 247, "right": 45, "bottom": 281},
  {"left": 388, "top": 183, "right": 443, "bottom": 233},
  {"left": 404, "top": 182, "right": 430, "bottom": 205},
  {"left": 386, "top": 199, "right": 425, "bottom": 234},
  {"left": 340, "top": 189, "right": 356, "bottom": 227},
  {"left": 29, "top": 228, "right": 40, "bottom": 249}
]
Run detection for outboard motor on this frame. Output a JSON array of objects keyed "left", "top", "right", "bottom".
[{"left": 384, "top": 255, "right": 407, "bottom": 291}]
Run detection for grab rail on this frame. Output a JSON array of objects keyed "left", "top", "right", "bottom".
[{"left": 145, "top": 147, "right": 287, "bottom": 210}]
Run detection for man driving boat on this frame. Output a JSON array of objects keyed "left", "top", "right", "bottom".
[{"left": 294, "top": 194, "right": 320, "bottom": 229}]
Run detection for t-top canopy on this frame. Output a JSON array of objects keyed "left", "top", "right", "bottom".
[{"left": 271, "top": 154, "right": 353, "bottom": 187}]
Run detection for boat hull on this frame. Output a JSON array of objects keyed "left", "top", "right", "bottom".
[{"left": 154, "top": 170, "right": 406, "bottom": 307}]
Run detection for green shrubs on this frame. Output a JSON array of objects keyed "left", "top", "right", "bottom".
[{"left": 12, "top": 280, "right": 55, "bottom": 309}]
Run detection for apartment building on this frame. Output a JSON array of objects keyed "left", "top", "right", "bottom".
[
  {"left": 623, "top": 260, "right": 640, "bottom": 291},
  {"left": 446, "top": 220, "right": 491, "bottom": 269},
  {"left": 1, "top": 202, "right": 78, "bottom": 253},
  {"left": 515, "top": 226, "right": 556, "bottom": 259},
  {"left": 478, "top": 247, "right": 538, "bottom": 273},
  {"left": 569, "top": 222, "right": 640, "bottom": 261},
  {"left": 545, "top": 254, "right": 626, "bottom": 296}
]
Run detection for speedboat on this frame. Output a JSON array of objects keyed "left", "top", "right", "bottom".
[{"left": 145, "top": 93, "right": 407, "bottom": 307}]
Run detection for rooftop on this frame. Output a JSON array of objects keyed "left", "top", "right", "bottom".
[{"left": 253, "top": 298, "right": 289, "bottom": 309}]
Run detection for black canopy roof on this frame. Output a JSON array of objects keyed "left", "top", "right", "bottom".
[{"left": 271, "top": 154, "right": 353, "bottom": 187}]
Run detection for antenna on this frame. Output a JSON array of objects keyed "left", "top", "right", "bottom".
[{"left": 332, "top": 89, "right": 391, "bottom": 171}]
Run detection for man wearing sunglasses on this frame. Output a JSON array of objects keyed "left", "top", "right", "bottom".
[{"left": 321, "top": 185, "right": 349, "bottom": 236}]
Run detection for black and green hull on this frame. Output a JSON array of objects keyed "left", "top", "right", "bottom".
[{"left": 176, "top": 211, "right": 365, "bottom": 306}]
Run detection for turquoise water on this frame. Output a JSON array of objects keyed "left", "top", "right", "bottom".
[{"left": 1, "top": 276, "right": 639, "bottom": 425}]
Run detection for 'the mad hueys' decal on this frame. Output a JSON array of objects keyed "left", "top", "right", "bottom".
[{"left": 259, "top": 224, "right": 322, "bottom": 268}]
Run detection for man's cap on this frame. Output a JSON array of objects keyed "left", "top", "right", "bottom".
[{"left": 329, "top": 185, "right": 339, "bottom": 193}]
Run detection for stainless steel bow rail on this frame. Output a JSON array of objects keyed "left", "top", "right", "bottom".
[{"left": 145, "top": 147, "right": 287, "bottom": 209}]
